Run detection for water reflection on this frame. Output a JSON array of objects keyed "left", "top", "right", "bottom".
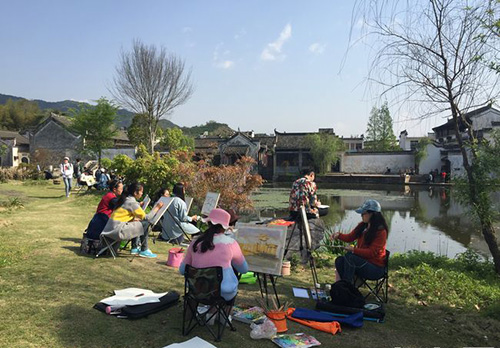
[{"left": 250, "top": 184, "right": 498, "bottom": 258}]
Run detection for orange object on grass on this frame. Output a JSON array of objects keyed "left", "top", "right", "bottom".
[
  {"left": 266, "top": 310, "right": 288, "bottom": 332},
  {"left": 286, "top": 308, "right": 341, "bottom": 335}
]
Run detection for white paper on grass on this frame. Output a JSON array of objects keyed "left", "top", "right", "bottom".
[
  {"left": 100, "top": 288, "right": 168, "bottom": 306},
  {"left": 162, "top": 336, "right": 218, "bottom": 348},
  {"left": 292, "top": 287, "right": 310, "bottom": 299}
]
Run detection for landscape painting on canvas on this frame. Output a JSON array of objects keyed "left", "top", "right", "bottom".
[{"left": 235, "top": 223, "right": 287, "bottom": 276}]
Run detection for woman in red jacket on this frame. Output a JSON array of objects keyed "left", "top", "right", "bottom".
[{"left": 331, "top": 199, "right": 388, "bottom": 283}]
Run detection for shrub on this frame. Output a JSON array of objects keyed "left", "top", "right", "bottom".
[
  {"left": 110, "top": 149, "right": 264, "bottom": 213},
  {"left": 183, "top": 157, "right": 264, "bottom": 213},
  {"left": 0, "top": 166, "right": 42, "bottom": 182}
]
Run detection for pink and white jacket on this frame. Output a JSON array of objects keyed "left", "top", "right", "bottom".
[{"left": 179, "top": 233, "right": 248, "bottom": 301}]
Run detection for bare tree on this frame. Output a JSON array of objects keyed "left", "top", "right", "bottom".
[
  {"left": 354, "top": 0, "right": 500, "bottom": 273},
  {"left": 110, "top": 39, "right": 194, "bottom": 153}
]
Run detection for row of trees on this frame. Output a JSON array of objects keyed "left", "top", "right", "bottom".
[
  {"left": 70, "top": 98, "right": 194, "bottom": 165},
  {"left": 0, "top": 99, "right": 45, "bottom": 131}
]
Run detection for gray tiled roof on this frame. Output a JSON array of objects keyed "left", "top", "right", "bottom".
[{"left": 0, "top": 130, "right": 29, "bottom": 145}]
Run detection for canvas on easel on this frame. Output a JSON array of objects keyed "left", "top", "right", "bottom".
[
  {"left": 234, "top": 223, "right": 287, "bottom": 276},
  {"left": 141, "top": 195, "right": 151, "bottom": 211},
  {"left": 149, "top": 197, "right": 174, "bottom": 226},
  {"left": 201, "top": 192, "right": 220, "bottom": 216},
  {"left": 185, "top": 196, "right": 193, "bottom": 214}
]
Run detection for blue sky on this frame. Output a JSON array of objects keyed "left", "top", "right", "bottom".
[{"left": 0, "top": 0, "right": 441, "bottom": 136}]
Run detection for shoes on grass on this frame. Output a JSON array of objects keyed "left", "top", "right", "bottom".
[
  {"left": 139, "top": 249, "right": 157, "bottom": 258},
  {"left": 130, "top": 248, "right": 140, "bottom": 255}
]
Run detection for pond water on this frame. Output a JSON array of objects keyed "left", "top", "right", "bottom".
[{"left": 250, "top": 184, "right": 500, "bottom": 259}]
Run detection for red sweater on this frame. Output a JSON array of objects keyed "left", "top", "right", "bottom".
[
  {"left": 338, "top": 222, "right": 387, "bottom": 267},
  {"left": 96, "top": 192, "right": 117, "bottom": 217}
]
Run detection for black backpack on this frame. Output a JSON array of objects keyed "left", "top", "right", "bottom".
[{"left": 330, "top": 280, "right": 365, "bottom": 308}]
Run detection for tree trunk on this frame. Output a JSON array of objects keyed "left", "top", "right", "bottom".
[
  {"left": 481, "top": 222, "right": 500, "bottom": 273},
  {"left": 451, "top": 106, "right": 500, "bottom": 274},
  {"left": 98, "top": 149, "right": 101, "bottom": 167}
]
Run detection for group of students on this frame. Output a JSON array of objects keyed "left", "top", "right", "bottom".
[
  {"left": 85, "top": 174, "right": 387, "bottom": 305},
  {"left": 83, "top": 180, "right": 249, "bottom": 302},
  {"left": 59, "top": 156, "right": 118, "bottom": 197}
]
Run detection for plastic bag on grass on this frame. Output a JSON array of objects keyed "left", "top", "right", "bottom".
[{"left": 250, "top": 318, "right": 277, "bottom": 339}]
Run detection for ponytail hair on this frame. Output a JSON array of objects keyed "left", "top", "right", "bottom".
[
  {"left": 108, "top": 179, "right": 121, "bottom": 192},
  {"left": 192, "top": 223, "right": 225, "bottom": 253},
  {"left": 115, "top": 182, "right": 143, "bottom": 209},
  {"left": 172, "top": 183, "right": 185, "bottom": 202}
]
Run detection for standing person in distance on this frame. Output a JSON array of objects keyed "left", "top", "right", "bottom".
[
  {"left": 331, "top": 199, "right": 388, "bottom": 283},
  {"left": 60, "top": 156, "right": 74, "bottom": 198}
]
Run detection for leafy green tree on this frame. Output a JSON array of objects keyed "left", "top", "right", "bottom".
[
  {"left": 414, "top": 138, "right": 432, "bottom": 174},
  {"left": 71, "top": 97, "right": 118, "bottom": 165},
  {"left": 305, "top": 133, "right": 345, "bottom": 174},
  {"left": 365, "top": 102, "right": 398, "bottom": 151},
  {"left": 161, "top": 127, "right": 194, "bottom": 152},
  {"left": 127, "top": 113, "right": 163, "bottom": 148},
  {"left": 0, "top": 99, "right": 43, "bottom": 130}
]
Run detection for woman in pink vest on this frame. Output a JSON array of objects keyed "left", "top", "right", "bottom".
[{"left": 180, "top": 208, "right": 248, "bottom": 302}]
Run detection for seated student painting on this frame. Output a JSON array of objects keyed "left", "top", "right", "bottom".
[
  {"left": 179, "top": 208, "right": 249, "bottom": 302},
  {"left": 86, "top": 180, "right": 123, "bottom": 240},
  {"left": 160, "top": 183, "right": 200, "bottom": 244},
  {"left": 331, "top": 199, "right": 388, "bottom": 283},
  {"left": 101, "top": 182, "right": 163, "bottom": 258},
  {"left": 288, "top": 169, "right": 321, "bottom": 220}
]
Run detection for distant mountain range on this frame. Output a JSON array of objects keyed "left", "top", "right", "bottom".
[
  {"left": 0, "top": 93, "right": 176, "bottom": 129},
  {"left": 0, "top": 93, "right": 235, "bottom": 137}
]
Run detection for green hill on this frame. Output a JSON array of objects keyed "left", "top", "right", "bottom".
[{"left": 0, "top": 93, "right": 177, "bottom": 129}]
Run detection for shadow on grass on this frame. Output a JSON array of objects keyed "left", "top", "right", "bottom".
[
  {"left": 60, "top": 237, "right": 82, "bottom": 243},
  {"left": 27, "top": 195, "right": 65, "bottom": 199}
]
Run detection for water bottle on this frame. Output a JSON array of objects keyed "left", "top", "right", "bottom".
[{"left": 105, "top": 305, "right": 123, "bottom": 315}]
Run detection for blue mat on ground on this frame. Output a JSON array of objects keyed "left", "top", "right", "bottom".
[{"left": 292, "top": 307, "right": 364, "bottom": 328}]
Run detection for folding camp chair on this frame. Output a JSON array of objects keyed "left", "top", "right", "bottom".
[
  {"left": 96, "top": 233, "right": 123, "bottom": 259},
  {"left": 182, "top": 265, "right": 236, "bottom": 342},
  {"left": 355, "top": 250, "right": 390, "bottom": 303}
]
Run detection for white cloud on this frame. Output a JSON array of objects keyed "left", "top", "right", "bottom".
[
  {"left": 181, "top": 26, "right": 193, "bottom": 34},
  {"left": 260, "top": 23, "right": 292, "bottom": 62},
  {"left": 217, "top": 60, "right": 234, "bottom": 69},
  {"left": 213, "top": 43, "right": 235, "bottom": 70},
  {"left": 234, "top": 28, "right": 247, "bottom": 40},
  {"left": 309, "top": 42, "right": 326, "bottom": 55}
]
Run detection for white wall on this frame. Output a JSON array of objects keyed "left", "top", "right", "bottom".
[
  {"left": 341, "top": 152, "right": 414, "bottom": 174},
  {"left": 419, "top": 144, "right": 442, "bottom": 174}
]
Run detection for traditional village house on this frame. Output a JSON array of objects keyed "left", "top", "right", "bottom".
[
  {"left": 0, "top": 130, "right": 30, "bottom": 167},
  {"left": 428, "top": 104, "right": 500, "bottom": 177},
  {"left": 29, "top": 113, "right": 135, "bottom": 166}
]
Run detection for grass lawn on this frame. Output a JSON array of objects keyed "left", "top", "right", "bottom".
[{"left": 1, "top": 181, "right": 500, "bottom": 348}]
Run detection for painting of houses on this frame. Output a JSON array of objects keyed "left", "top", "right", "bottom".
[{"left": 235, "top": 223, "right": 287, "bottom": 276}]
